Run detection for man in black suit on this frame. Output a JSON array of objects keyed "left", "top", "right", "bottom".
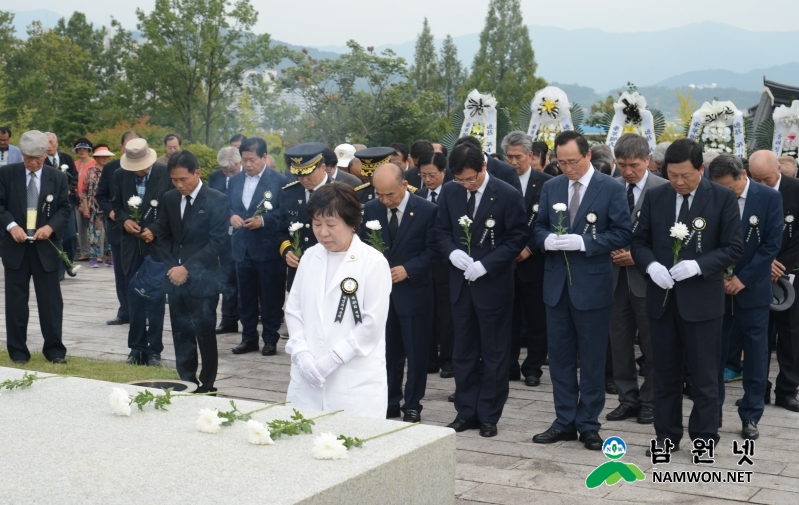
[
  {"left": 434, "top": 143, "right": 529, "bottom": 437},
  {"left": 43, "top": 131, "right": 79, "bottom": 279},
  {"left": 631, "top": 139, "right": 743, "bottom": 452},
  {"left": 208, "top": 146, "right": 242, "bottom": 334},
  {"left": 148, "top": 152, "right": 229, "bottom": 393},
  {"left": 502, "top": 132, "right": 553, "bottom": 387},
  {"left": 403, "top": 139, "right": 434, "bottom": 189},
  {"left": 96, "top": 130, "right": 141, "bottom": 325},
  {"left": 0, "top": 130, "right": 71, "bottom": 364},
  {"left": 453, "top": 136, "right": 523, "bottom": 194},
  {"left": 113, "top": 138, "right": 172, "bottom": 367},
  {"left": 749, "top": 150, "right": 799, "bottom": 412},
  {"left": 362, "top": 163, "right": 440, "bottom": 422}
]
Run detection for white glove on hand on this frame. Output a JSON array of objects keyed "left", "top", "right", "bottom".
[
  {"left": 464, "top": 261, "right": 488, "bottom": 281},
  {"left": 670, "top": 260, "right": 701, "bottom": 282},
  {"left": 314, "top": 352, "right": 343, "bottom": 379},
  {"left": 449, "top": 249, "right": 474, "bottom": 271},
  {"left": 544, "top": 233, "right": 559, "bottom": 251},
  {"left": 647, "top": 262, "right": 675, "bottom": 290},
  {"left": 293, "top": 351, "right": 325, "bottom": 388},
  {"left": 554, "top": 234, "right": 583, "bottom": 251}
]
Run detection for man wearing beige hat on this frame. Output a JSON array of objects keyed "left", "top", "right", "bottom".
[
  {"left": 327, "top": 144, "right": 362, "bottom": 188},
  {"left": 0, "top": 130, "right": 72, "bottom": 364},
  {"left": 112, "top": 138, "right": 172, "bottom": 367}
]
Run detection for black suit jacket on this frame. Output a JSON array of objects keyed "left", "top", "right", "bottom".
[
  {"left": 44, "top": 151, "right": 78, "bottom": 206},
  {"left": 516, "top": 169, "right": 553, "bottom": 283},
  {"left": 485, "top": 155, "right": 523, "bottom": 195},
  {"left": 96, "top": 160, "right": 123, "bottom": 245},
  {"left": 148, "top": 184, "right": 230, "bottom": 297},
  {"left": 0, "top": 163, "right": 71, "bottom": 272},
  {"left": 112, "top": 163, "right": 172, "bottom": 274},
  {"left": 404, "top": 167, "right": 422, "bottom": 189},
  {"left": 208, "top": 167, "right": 242, "bottom": 195},
  {"left": 631, "top": 177, "right": 744, "bottom": 321},
  {"left": 775, "top": 175, "right": 799, "bottom": 273}
]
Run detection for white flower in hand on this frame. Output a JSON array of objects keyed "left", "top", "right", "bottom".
[
  {"left": 196, "top": 408, "right": 224, "bottom": 434},
  {"left": 246, "top": 420, "right": 274, "bottom": 445},
  {"left": 288, "top": 222, "right": 304, "bottom": 233},
  {"left": 60, "top": 164, "right": 69, "bottom": 172},
  {"left": 313, "top": 432, "right": 348, "bottom": 460},
  {"left": 264, "top": 201, "right": 273, "bottom": 211},
  {"left": 109, "top": 388, "right": 132, "bottom": 417},
  {"left": 458, "top": 216, "right": 473, "bottom": 227},
  {"left": 553, "top": 203, "right": 567, "bottom": 213},
  {"left": 127, "top": 196, "right": 142, "bottom": 208},
  {"left": 365, "top": 220, "right": 382, "bottom": 231},
  {"left": 669, "top": 222, "right": 690, "bottom": 240}
]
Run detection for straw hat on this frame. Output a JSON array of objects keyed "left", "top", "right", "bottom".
[{"left": 120, "top": 138, "right": 157, "bottom": 171}]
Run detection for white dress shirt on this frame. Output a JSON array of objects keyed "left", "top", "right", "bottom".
[
  {"left": 180, "top": 180, "right": 203, "bottom": 218},
  {"left": 468, "top": 171, "right": 491, "bottom": 212},
  {"left": 48, "top": 153, "right": 60, "bottom": 168},
  {"left": 675, "top": 187, "right": 698, "bottom": 222},
  {"left": 568, "top": 165, "right": 594, "bottom": 208},
  {"left": 7, "top": 169, "right": 43, "bottom": 231},
  {"left": 388, "top": 190, "right": 410, "bottom": 226},
  {"left": 774, "top": 174, "right": 782, "bottom": 191},
  {"left": 305, "top": 176, "right": 329, "bottom": 204},
  {"left": 737, "top": 178, "right": 750, "bottom": 218},
  {"left": 425, "top": 184, "right": 442, "bottom": 203},
  {"left": 242, "top": 164, "right": 266, "bottom": 208},
  {"left": 626, "top": 169, "right": 649, "bottom": 207},
  {"left": 518, "top": 166, "right": 532, "bottom": 198}
]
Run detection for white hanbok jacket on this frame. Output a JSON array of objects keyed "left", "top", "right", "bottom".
[{"left": 285, "top": 234, "right": 391, "bottom": 419}]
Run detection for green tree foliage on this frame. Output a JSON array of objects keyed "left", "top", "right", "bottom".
[
  {"left": 585, "top": 95, "right": 615, "bottom": 127},
  {"left": 466, "top": 0, "right": 546, "bottom": 117},
  {"left": 440, "top": 35, "right": 467, "bottom": 116},
  {"left": 409, "top": 18, "right": 440, "bottom": 94}
]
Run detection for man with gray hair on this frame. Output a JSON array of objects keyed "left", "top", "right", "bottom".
[
  {"left": 590, "top": 143, "right": 618, "bottom": 178},
  {"left": 650, "top": 141, "right": 671, "bottom": 177},
  {"left": 0, "top": 130, "right": 72, "bottom": 364}
]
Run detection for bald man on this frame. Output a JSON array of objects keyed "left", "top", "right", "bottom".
[{"left": 750, "top": 150, "right": 799, "bottom": 411}]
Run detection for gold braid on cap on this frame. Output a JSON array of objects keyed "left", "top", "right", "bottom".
[
  {"left": 359, "top": 155, "right": 391, "bottom": 177},
  {"left": 290, "top": 154, "right": 323, "bottom": 176}
]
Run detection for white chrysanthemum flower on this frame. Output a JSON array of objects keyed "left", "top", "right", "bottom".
[
  {"left": 246, "top": 420, "right": 274, "bottom": 445},
  {"left": 109, "top": 388, "right": 132, "bottom": 417},
  {"left": 71, "top": 265, "right": 81, "bottom": 273},
  {"left": 458, "top": 216, "right": 473, "bottom": 227},
  {"left": 553, "top": 203, "right": 567, "bottom": 213},
  {"left": 127, "top": 196, "right": 142, "bottom": 208},
  {"left": 313, "top": 432, "right": 348, "bottom": 460},
  {"left": 365, "top": 220, "right": 382, "bottom": 231},
  {"left": 670, "top": 222, "right": 690, "bottom": 240},
  {"left": 196, "top": 408, "right": 224, "bottom": 434},
  {"left": 288, "top": 222, "right": 304, "bottom": 233},
  {"left": 60, "top": 164, "right": 69, "bottom": 172},
  {"left": 264, "top": 201, "right": 273, "bottom": 210}
]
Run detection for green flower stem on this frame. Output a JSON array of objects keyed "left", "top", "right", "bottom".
[
  {"left": 47, "top": 239, "right": 75, "bottom": 269},
  {"left": 361, "top": 421, "right": 420, "bottom": 443},
  {"left": 1, "top": 372, "right": 67, "bottom": 390},
  {"left": 243, "top": 400, "right": 289, "bottom": 417}
]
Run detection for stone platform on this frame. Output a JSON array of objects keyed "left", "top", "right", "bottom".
[{"left": 0, "top": 367, "right": 455, "bottom": 505}]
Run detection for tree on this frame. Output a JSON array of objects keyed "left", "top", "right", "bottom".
[
  {"left": 466, "top": 0, "right": 546, "bottom": 117},
  {"left": 585, "top": 95, "right": 615, "bottom": 127},
  {"left": 408, "top": 18, "right": 440, "bottom": 94},
  {"left": 439, "top": 34, "right": 466, "bottom": 116}
]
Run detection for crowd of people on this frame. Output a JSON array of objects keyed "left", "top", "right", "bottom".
[{"left": 1, "top": 124, "right": 798, "bottom": 455}]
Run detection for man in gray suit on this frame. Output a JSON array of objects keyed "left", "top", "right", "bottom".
[
  {"left": 326, "top": 146, "right": 362, "bottom": 188},
  {"left": 607, "top": 134, "right": 668, "bottom": 425}
]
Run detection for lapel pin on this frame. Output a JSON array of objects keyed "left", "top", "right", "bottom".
[
  {"left": 410, "top": 212, "right": 414, "bottom": 216},
  {"left": 298, "top": 199, "right": 303, "bottom": 204}
]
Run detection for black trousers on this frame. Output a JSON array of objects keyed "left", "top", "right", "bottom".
[
  {"left": 237, "top": 256, "right": 285, "bottom": 344},
  {"left": 169, "top": 288, "right": 219, "bottom": 390},
  {"left": 770, "top": 290, "right": 799, "bottom": 396},
  {"left": 219, "top": 235, "right": 239, "bottom": 326},
  {"left": 650, "top": 296, "right": 722, "bottom": 444},
  {"left": 125, "top": 251, "right": 165, "bottom": 358},
  {"left": 429, "top": 263, "right": 454, "bottom": 368},
  {"left": 110, "top": 242, "right": 129, "bottom": 321},
  {"left": 5, "top": 243, "right": 66, "bottom": 361},
  {"left": 510, "top": 273, "right": 547, "bottom": 379},
  {"left": 386, "top": 303, "right": 434, "bottom": 413}
]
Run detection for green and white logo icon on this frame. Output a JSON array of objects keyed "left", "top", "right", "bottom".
[{"left": 585, "top": 437, "right": 646, "bottom": 488}]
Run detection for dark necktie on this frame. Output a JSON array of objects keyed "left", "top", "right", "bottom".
[
  {"left": 27, "top": 172, "right": 38, "bottom": 209},
  {"left": 183, "top": 195, "right": 192, "bottom": 221},
  {"left": 388, "top": 208, "right": 399, "bottom": 245},
  {"left": 677, "top": 194, "right": 690, "bottom": 224},
  {"left": 569, "top": 181, "right": 582, "bottom": 226},
  {"left": 430, "top": 190, "right": 437, "bottom": 204},
  {"left": 467, "top": 191, "right": 476, "bottom": 219},
  {"left": 627, "top": 183, "right": 635, "bottom": 215},
  {"left": 307, "top": 188, "right": 314, "bottom": 204}
]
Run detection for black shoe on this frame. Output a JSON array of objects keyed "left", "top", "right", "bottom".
[
  {"left": 403, "top": 410, "right": 421, "bottom": 423},
  {"left": 605, "top": 382, "right": 619, "bottom": 395},
  {"left": 106, "top": 317, "right": 128, "bottom": 325},
  {"left": 735, "top": 398, "right": 742, "bottom": 407},
  {"left": 146, "top": 355, "right": 162, "bottom": 367},
  {"left": 261, "top": 343, "right": 277, "bottom": 356},
  {"left": 196, "top": 387, "right": 218, "bottom": 396},
  {"left": 606, "top": 403, "right": 639, "bottom": 421},
  {"left": 509, "top": 370, "right": 521, "bottom": 381},
  {"left": 524, "top": 376, "right": 540, "bottom": 387},
  {"left": 742, "top": 419, "right": 759, "bottom": 440},
  {"left": 125, "top": 354, "right": 142, "bottom": 365},
  {"left": 427, "top": 364, "right": 440, "bottom": 374},
  {"left": 448, "top": 393, "right": 455, "bottom": 402},
  {"left": 580, "top": 430, "right": 603, "bottom": 450},
  {"left": 215, "top": 323, "right": 238, "bottom": 334},
  {"left": 440, "top": 366, "right": 454, "bottom": 379},
  {"left": 646, "top": 440, "right": 680, "bottom": 457},
  {"left": 49, "top": 357, "right": 67, "bottom": 365},
  {"left": 11, "top": 359, "right": 29, "bottom": 365},
  {"left": 386, "top": 407, "right": 401, "bottom": 419},
  {"left": 765, "top": 385, "right": 772, "bottom": 405},
  {"left": 637, "top": 406, "right": 654, "bottom": 424},
  {"left": 446, "top": 418, "right": 480, "bottom": 432},
  {"left": 532, "top": 427, "right": 578, "bottom": 444},
  {"left": 479, "top": 423, "right": 498, "bottom": 437},
  {"left": 231, "top": 341, "right": 259, "bottom": 354},
  {"left": 775, "top": 394, "right": 799, "bottom": 412}
]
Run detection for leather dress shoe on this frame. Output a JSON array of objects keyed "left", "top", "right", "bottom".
[
  {"left": 606, "top": 404, "right": 639, "bottom": 421},
  {"left": 775, "top": 394, "right": 799, "bottom": 412},
  {"left": 146, "top": 355, "right": 162, "bottom": 367},
  {"left": 262, "top": 343, "right": 277, "bottom": 356},
  {"left": 646, "top": 440, "right": 680, "bottom": 457},
  {"left": 440, "top": 366, "right": 454, "bottom": 379},
  {"left": 637, "top": 406, "right": 654, "bottom": 424},
  {"left": 231, "top": 341, "right": 259, "bottom": 354},
  {"left": 605, "top": 382, "right": 619, "bottom": 395},
  {"left": 509, "top": 370, "right": 521, "bottom": 381},
  {"left": 106, "top": 317, "right": 128, "bottom": 325},
  {"left": 196, "top": 387, "right": 218, "bottom": 396},
  {"left": 12, "top": 359, "right": 29, "bottom": 365},
  {"left": 125, "top": 354, "right": 142, "bottom": 365},
  {"left": 386, "top": 407, "right": 401, "bottom": 419},
  {"left": 524, "top": 376, "right": 540, "bottom": 387},
  {"left": 403, "top": 410, "right": 421, "bottom": 423},
  {"left": 215, "top": 323, "right": 238, "bottom": 334},
  {"left": 448, "top": 393, "right": 455, "bottom": 403},
  {"left": 532, "top": 427, "right": 578, "bottom": 444},
  {"left": 580, "top": 430, "right": 603, "bottom": 450},
  {"left": 446, "top": 418, "right": 480, "bottom": 432},
  {"left": 427, "top": 363, "right": 440, "bottom": 374},
  {"left": 479, "top": 423, "right": 498, "bottom": 437},
  {"left": 49, "top": 357, "right": 67, "bottom": 365},
  {"left": 742, "top": 419, "right": 759, "bottom": 439}
]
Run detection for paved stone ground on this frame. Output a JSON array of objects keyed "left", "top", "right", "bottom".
[{"left": 2, "top": 265, "right": 798, "bottom": 504}]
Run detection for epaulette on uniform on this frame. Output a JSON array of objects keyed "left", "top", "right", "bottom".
[
  {"left": 408, "top": 185, "right": 418, "bottom": 194},
  {"left": 354, "top": 182, "right": 371, "bottom": 192},
  {"left": 282, "top": 180, "right": 300, "bottom": 190}
]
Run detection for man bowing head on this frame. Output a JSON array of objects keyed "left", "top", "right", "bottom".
[{"left": 532, "top": 130, "right": 632, "bottom": 450}]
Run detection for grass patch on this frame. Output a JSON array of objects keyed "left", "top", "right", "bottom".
[{"left": 0, "top": 350, "right": 180, "bottom": 384}]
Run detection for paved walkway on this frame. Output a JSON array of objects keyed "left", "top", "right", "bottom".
[{"left": 2, "top": 265, "right": 798, "bottom": 504}]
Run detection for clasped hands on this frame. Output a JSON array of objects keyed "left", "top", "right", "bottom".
[
  {"left": 646, "top": 260, "right": 702, "bottom": 290},
  {"left": 449, "top": 250, "right": 487, "bottom": 281},
  {"left": 9, "top": 224, "right": 53, "bottom": 243},
  {"left": 544, "top": 233, "right": 583, "bottom": 251},
  {"left": 293, "top": 350, "right": 343, "bottom": 388}
]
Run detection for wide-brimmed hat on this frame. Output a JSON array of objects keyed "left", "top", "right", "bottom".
[
  {"left": 771, "top": 276, "right": 796, "bottom": 311},
  {"left": 72, "top": 143, "right": 93, "bottom": 153},
  {"left": 334, "top": 143, "right": 356, "bottom": 167},
  {"left": 121, "top": 138, "right": 157, "bottom": 171},
  {"left": 93, "top": 147, "right": 115, "bottom": 157}
]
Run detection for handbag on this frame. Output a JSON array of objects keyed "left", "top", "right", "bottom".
[{"left": 129, "top": 255, "right": 165, "bottom": 299}]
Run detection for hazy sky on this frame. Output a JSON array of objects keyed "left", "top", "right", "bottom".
[{"left": 14, "top": 0, "right": 799, "bottom": 47}]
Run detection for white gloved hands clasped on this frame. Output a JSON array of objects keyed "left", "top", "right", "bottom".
[
  {"left": 293, "top": 351, "right": 325, "bottom": 388},
  {"left": 449, "top": 249, "right": 474, "bottom": 271},
  {"left": 647, "top": 262, "right": 675, "bottom": 290},
  {"left": 314, "top": 352, "right": 343, "bottom": 379},
  {"left": 553, "top": 234, "right": 583, "bottom": 251},
  {"left": 464, "top": 261, "right": 487, "bottom": 282},
  {"left": 670, "top": 260, "right": 701, "bottom": 282}
]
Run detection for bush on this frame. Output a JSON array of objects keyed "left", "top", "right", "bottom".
[
  {"left": 85, "top": 117, "right": 171, "bottom": 154},
  {"left": 183, "top": 142, "right": 219, "bottom": 182}
]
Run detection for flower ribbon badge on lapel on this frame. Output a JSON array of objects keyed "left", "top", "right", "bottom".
[
  {"left": 43, "top": 194, "right": 54, "bottom": 216},
  {"left": 46, "top": 194, "right": 54, "bottom": 203},
  {"left": 528, "top": 204, "right": 540, "bottom": 226},
  {"left": 746, "top": 214, "right": 761, "bottom": 244},
  {"left": 144, "top": 199, "right": 159, "bottom": 220},
  {"left": 150, "top": 199, "right": 158, "bottom": 207},
  {"left": 583, "top": 211, "right": 599, "bottom": 240},
  {"left": 632, "top": 210, "right": 642, "bottom": 234},
  {"left": 264, "top": 191, "right": 272, "bottom": 200},
  {"left": 478, "top": 217, "right": 497, "bottom": 249},
  {"left": 686, "top": 217, "right": 706, "bottom": 252},
  {"left": 335, "top": 278, "right": 362, "bottom": 324},
  {"left": 785, "top": 214, "right": 795, "bottom": 238}
]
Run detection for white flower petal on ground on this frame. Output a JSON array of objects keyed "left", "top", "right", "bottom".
[
  {"left": 246, "top": 420, "right": 274, "bottom": 445},
  {"left": 288, "top": 222, "right": 304, "bottom": 233},
  {"left": 313, "top": 432, "right": 348, "bottom": 460},
  {"left": 109, "top": 388, "right": 132, "bottom": 417},
  {"left": 670, "top": 222, "right": 690, "bottom": 240},
  {"left": 196, "top": 408, "right": 224, "bottom": 434},
  {"left": 553, "top": 203, "right": 567, "bottom": 213},
  {"left": 365, "top": 220, "right": 382, "bottom": 231},
  {"left": 127, "top": 196, "right": 142, "bottom": 208}
]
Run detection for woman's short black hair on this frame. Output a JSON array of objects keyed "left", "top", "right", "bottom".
[{"left": 306, "top": 183, "right": 362, "bottom": 233}]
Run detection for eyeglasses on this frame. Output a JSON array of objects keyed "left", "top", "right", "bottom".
[
  {"left": 453, "top": 175, "right": 479, "bottom": 186},
  {"left": 555, "top": 156, "right": 585, "bottom": 170},
  {"left": 419, "top": 172, "right": 441, "bottom": 180}
]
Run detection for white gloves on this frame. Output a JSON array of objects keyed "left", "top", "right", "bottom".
[
  {"left": 464, "top": 261, "right": 487, "bottom": 281},
  {"left": 544, "top": 233, "right": 559, "bottom": 251},
  {"left": 293, "top": 351, "right": 324, "bottom": 388},
  {"left": 314, "top": 352, "right": 343, "bottom": 379},
  {"left": 449, "top": 249, "right": 474, "bottom": 271},
  {"left": 647, "top": 262, "right": 674, "bottom": 290},
  {"left": 554, "top": 234, "right": 584, "bottom": 251},
  {"left": 670, "top": 260, "right": 701, "bottom": 281}
]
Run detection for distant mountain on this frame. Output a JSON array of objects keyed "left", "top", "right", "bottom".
[{"left": 654, "top": 63, "right": 799, "bottom": 92}]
